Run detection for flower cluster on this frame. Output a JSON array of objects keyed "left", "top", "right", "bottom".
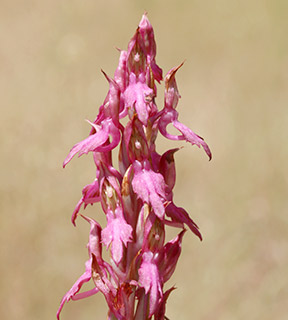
[{"left": 58, "top": 14, "right": 211, "bottom": 320}]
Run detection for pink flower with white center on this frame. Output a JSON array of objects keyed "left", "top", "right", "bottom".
[{"left": 58, "top": 13, "right": 211, "bottom": 320}]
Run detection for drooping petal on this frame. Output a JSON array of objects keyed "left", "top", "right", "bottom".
[
  {"left": 165, "top": 202, "right": 202, "bottom": 240},
  {"left": 63, "top": 119, "right": 121, "bottom": 167},
  {"left": 71, "top": 198, "right": 84, "bottom": 226},
  {"left": 93, "top": 121, "right": 121, "bottom": 153},
  {"left": 173, "top": 119, "right": 212, "bottom": 160},
  {"left": 159, "top": 62, "right": 212, "bottom": 160},
  {"left": 71, "top": 178, "right": 101, "bottom": 225},
  {"left": 63, "top": 125, "right": 108, "bottom": 167},
  {"left": 82, "top": 178, "right": 100, "bottom": 206},
  {"left": 57, "top": 259, "right": 92, "bottom": 320},
  {"left": 101, "top": 207, "right": 133, "bottom": 264},
  {"left": 132, "top": 160, "right": 166, "bottom": 219},
  {"left": 69, "top": 170, "right": 100, "bottom": 222},
  {"left": 57, "top": 215, "right": 106, "bottom": 318},
  {"left": 158, "top": 109, "right": 212, "bottom": 160}
]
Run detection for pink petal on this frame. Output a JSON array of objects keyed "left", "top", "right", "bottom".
[
  {"left": 173, "top": 119, "right": 212, "bottom": 160},
  {"left": 63, "top": 119, "right": 121, "bottom": 167},
  {"left": 138, "top": 251, "right": 162, "bottom": 317},
  {"left": 63, "top": 123, "right": 109, "bottom": 167},
  {"left": 101, "top": 207, "right": 133, "bottom": 264},
  {"left": 57, "top": 260, "right": 92, "bottom": 320},
  {"left": 71, "top": 287, "right": 99, "bottom": 301},
  {"left": 165, "top": 203, "right": 202, "bottom": 240},
  {"left": 71, "top": 198, "right": 83, "bottom": 226},
  {"left": 132, "top": 161, "right": 166, "bottom": 219},
  {"left": 124, "top": 78, "right": 154, "bottom": 126},
  {"left": 159, "top": 109, "right": 212, "bottom": 160},
  {"left": 71, "top": 179, "right": 101, "bottom": 225}
]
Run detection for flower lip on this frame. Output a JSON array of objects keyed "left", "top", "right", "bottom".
[{"left": 132, "top": 160, "right": 166, "bottom": 219}]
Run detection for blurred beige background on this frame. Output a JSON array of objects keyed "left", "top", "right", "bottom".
[{"left": 1, "top": 0, "right": 287, "bottom": 319}]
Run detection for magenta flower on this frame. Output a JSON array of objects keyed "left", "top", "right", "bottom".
[
  {"left": 58, "top": 13, "right": 211, "bottom": 320},
  {"left": 101, "top": 206, "right": 133, "bottom": 264}
]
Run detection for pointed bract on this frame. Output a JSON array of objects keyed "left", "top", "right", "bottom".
[
  {"left": 159, "top": 148, "right": 179, "bottom": 192},
  {"left": 159, "top": 229, "right": 185, "bottom": 282}
]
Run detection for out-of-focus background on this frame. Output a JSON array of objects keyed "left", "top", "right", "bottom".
[{"left": 1, "top": 0, "right": 287, "bottom": 319}]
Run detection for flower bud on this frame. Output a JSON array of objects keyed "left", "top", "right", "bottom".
[
  {"left": 145, "top": 215, "right": 165, "bottom": 253},
  {"left": 125, "top": 116, "right": 149, "bottom": 163},
  {"left": 164, "top": 62, "right": 184, "bottom": 109},
  {"left": 127, "top": 28, "right": 146, "bottom": 78}
]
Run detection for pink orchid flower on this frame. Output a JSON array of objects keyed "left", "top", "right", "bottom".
[{"left": 59, "top": 13, "right": 211, "bottom": 320}]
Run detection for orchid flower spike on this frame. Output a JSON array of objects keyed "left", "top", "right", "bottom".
[{"left": 58, "top": 13, "right": 211, "bottom": 320}]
